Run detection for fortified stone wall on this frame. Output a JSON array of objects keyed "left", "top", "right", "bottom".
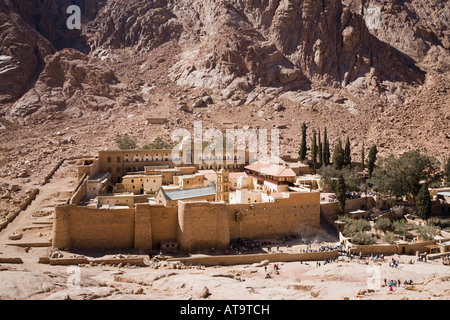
[
  {"left": 227, "top": 192, "right": 320, "bottom": 241},
  {"left": 134, "top": 204, "right": 179, "bottom": 250},
  {"left": 321, "top": 196, "right": 376, "bottom": 220},
  {"left": 54, "top": 193, "right": 322, "bottom": 251},
  {"left": 53, "top": 205, "right": 136, "bottom": 249},
  {"left": 177, "top": 201, "right": 230, "bottom": 251},
  {"left": 68, "top": 175, "right": 88, "bottom": 205},
  {"left": 176, "top": 192, "right": 320, "bottom": 251}
]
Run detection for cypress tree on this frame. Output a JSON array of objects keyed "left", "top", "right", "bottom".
[
  {"left": 333, "top": 138, "right": 344, "bottom": 171},
  {"left": 444, "top": 157, "right": 450, "bottom": 186},
  {"left": 336, "top": 174, "right": 347, "bottom": 214},
  {"left": 417, "top": 183, "right": 431, "bottom": 221},
  {"left": 318, "top": 129, "right": 322, "bottom": 167},
  {"left": 299, "top": 123, "right": 307, "bottom": 162},
  {"left": 368, "top": 144, "right": 378, "bottom": 179},
  {"left": 311, "top": 129, "right": 317, "bottom": 173},
  {"left": 361, "top": 141, "right": 365, "bottom": 172},
  {"left": 323, "top": 127, "right": 330, "bottom": 166},
  {"left": 344, "top": 136, "right": 351, "bottom": 167}
]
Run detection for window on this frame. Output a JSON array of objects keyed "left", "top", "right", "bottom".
[
  {"left": 107, "top": 157, "right": 112, "bottom": 163},
  {"left": 117, "top": 157, "right": 121, "bottom": 163},
  {"left": 131, "top": 179, "right": 134, "bottom": 183}
]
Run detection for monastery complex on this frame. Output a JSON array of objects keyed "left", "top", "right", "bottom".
[
  {"left": 53, "top": 145, "right": 323, "bottom": 252},
  {"left": 52, "top": 143, "right": 450, "bottom": 259}
]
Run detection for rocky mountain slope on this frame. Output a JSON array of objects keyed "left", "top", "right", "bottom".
[{"left": 0, "top": 0, "right": 449, "bottom": 184}]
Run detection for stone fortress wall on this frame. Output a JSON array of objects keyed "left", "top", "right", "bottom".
[
  {"left": 53, "top": 148, "right": 322, "bottom": 251},
  {"left": 53, "top": 192, "right": 320, "bottom": 251}
]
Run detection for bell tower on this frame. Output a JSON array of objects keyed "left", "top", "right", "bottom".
[{"left": 216, "top": 169, "right": 230, "bottom": 203}]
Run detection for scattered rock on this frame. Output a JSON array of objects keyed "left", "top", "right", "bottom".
[
  {"left": 199, "top": 286, "right": 211, "bottom": 299},
  {"left": 50, "top": 251, "right": 63, "bottom": 259}
]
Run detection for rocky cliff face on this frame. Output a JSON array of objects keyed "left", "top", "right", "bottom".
[{"left": 0, "top": 0, "right": 449, "bottom": 177}]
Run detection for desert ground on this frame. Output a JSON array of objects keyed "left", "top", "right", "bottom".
[{"left": 0, "top": 160, "right": 449, "bottom": 301}]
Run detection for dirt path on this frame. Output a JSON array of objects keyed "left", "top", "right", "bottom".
[{"left": 0, "top": 160, "right": 79, "bottom": 264}]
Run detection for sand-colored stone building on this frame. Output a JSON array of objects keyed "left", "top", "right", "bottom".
[
  {"left": 53, "top": 149, "right": 322, "bottom": 251},
  {"left": 244, "top": 160, "right": 296, "bottom": 194}
]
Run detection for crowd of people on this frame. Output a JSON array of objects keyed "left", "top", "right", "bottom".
[
  {"left": 227, "top": 238, "right": 265, "bottom": 254},
  {"left": 389, "top": 258, "right": 399, "bottom": 268},
  {"left": 385, "top": 278, "right": 413, "bottom": 290}
]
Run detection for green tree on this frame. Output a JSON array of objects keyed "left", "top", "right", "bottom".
[
  {"left": 318, "top": 129, "right": 322, "bottom": 167},
  {"left": 416, "top": 225, "right": 436, "bottom": 241},
  {"left": 332, "top": 138, "right": 344, "bottom": 170},
  {"left": 142, "top": 137, "right": 174, "bottom": 150},
  {"left": 342, "top": 219, "right": 371, "bottom": 239},
  {"left": 361, "top": 141, "right": 365, "bottom": 171},
  {"left": 371, "top": 151, "right": 440, "bottom": 199},
  {"left": 354, "top": 219, "right": 371, "bottom": 233},
  {"left": 299, "top": 123, "right": 307, "bottom": 162},
  {"left": 393, "top": 220, "right": 407, "bottom": 236},
  {"left": 115, "top": 134, "right": 137, "bottom": 150},
  {"left": 444, "top": 157, "right": 450, "bottom": 186},
  {"left": 319, "top": 165, "right": 361, "bottom": 193},
  {"left": 374, "top": 218, "right": 393, "bottom": 233},
  {"left": 417, "top": 183, "right": 432, "bottom": 221},
  {"left": 323, "top": 127, "right": 330, "bottom": 166},
  {"left": 367, "top": 144, "right": 378, "bottom": 179},
  {"left": 311, "top": 129, "right": 317, "bottom": 173},
  {"left": 351, "top": 232, "right": 376, "bottom": 245},
  {"left": 344, "top": 136, "right": 351, "bottom": 167},
  {"left": 336, "top": 174, "right": 346, "bottom": 214},
  {"left": 384, "top": 231, "right": 396, "bottom": 244}
]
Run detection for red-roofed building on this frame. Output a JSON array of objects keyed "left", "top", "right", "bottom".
[{"left": 244, "top": 161, "right": 296, "bottom": 194}]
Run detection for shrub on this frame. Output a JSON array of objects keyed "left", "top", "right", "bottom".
[
  {"left": 415, "top": 225, "right": 437, "bottom": 241},
  {"left": 343, "top": 223, "right": 358, "bottom": 237},
  {"left": 384, "top": 231, "right": 396, "bottom": 244},
  {"left": 115, "top": 135, "right": 137, "bottom": 150},
  {"left": 355, "top": 219, "right": 371, "bottom": 233},
  {"left": 374, "top": 218, "right": 393, "bottom": 233},
  {"left": 351, "top": 232, "right": 376, "bottom": 245},
  {"left": 342, "top": 218, "right": 371, "bottom": 237},
  {"left": 142, "top": 137, "right": 174, "bottom": 150},
  {"left": 393, "top": 220, "right": 408, "bottom": 236},
  {"left": 337, "top": 215, "right": 351, "bottom": 224},
  {"left": 428, "top": 218, "right": 450, "bottom": 230}
]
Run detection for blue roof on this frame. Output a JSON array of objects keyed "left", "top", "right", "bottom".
[{"left": 161, "top": 182, "right": 216, "bottom": 201}]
